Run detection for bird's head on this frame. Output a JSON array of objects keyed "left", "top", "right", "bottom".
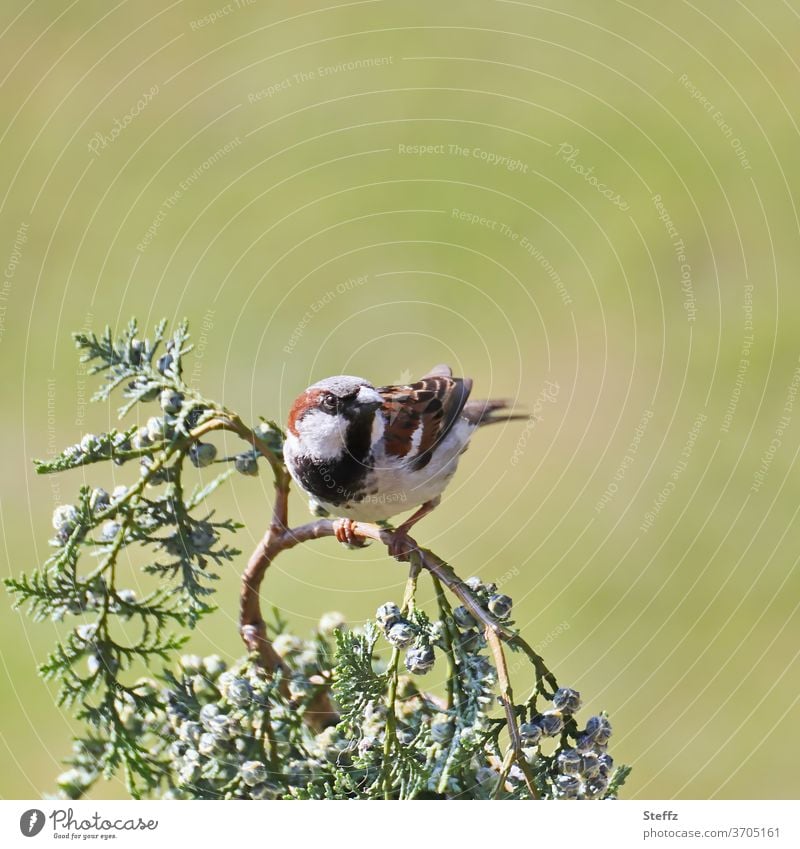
[{"left": 287, "top": 375, "right": 384, "bottom": 460}]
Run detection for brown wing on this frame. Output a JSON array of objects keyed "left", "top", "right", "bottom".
[{"left": 378, "top": 366, "right": 473, "bottom": 470}]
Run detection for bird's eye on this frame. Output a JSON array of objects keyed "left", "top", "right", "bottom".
[{"left": 321, "top": 394, "right": 337, "bottom": 411}]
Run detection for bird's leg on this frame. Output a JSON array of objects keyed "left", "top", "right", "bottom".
[{"left": 388, "top": 497, "right": 441, "bottom": 561}]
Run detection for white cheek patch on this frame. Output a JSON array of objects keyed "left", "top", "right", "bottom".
[{"left": 297, "top": 409, "right": 348, "bottom": 460}]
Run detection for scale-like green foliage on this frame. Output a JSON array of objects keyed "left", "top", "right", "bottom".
[{"left": 6, "top": 317, "right": 630, "bottom": 800}]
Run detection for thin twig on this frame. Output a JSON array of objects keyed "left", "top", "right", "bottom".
[
  {"left": 192, "top": 413, "right": 286, "bottom": 480},
  {"left": 239, "top": 514, "right": 559, "bottom": 693},
  {"left": 485, "top": 625, "right": 540, "bottom": 799},
  {"left": 491, "top": 748, "right": 515, "bottom": 799},
  {"left": 431, "top": 576, "right": 458, "bottom": 711},
  {"left": 381, "top": 558, "right": 420, "bottom": 799}
]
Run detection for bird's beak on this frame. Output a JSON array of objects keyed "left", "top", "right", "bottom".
[{"left": 356, "top": 386, "right": 384, "bottom": 410}]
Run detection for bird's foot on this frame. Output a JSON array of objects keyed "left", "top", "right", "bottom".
[
  {"left": 387, "top": 530, "right": 417, "bottom": 562},
  {"left": 333, "top": 517, "right": 368, "bottom": 548}
]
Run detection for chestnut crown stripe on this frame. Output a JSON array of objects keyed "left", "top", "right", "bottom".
[{"left": 287, "top": 387, "right": 326, "bottom": 437}]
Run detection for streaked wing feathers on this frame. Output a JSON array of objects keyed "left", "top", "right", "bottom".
[{"left": 378, "top": 369, "right": 473, "bottom": 469}]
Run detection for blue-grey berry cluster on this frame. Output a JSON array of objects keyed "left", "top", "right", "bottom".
[
  {"left": 375, "top": 603, "right": 437, "bottom": 674},
  {"left": 362, "top": 580, "right": 627, "bottom": 799},
  {"left": 519, "top": 689, "right": 621, "bottom": 800},
  {"left": 48, "top": 604, "right": 627, "bottom": 800},
  {"left": 49, "top": 596, "right": 628, "bottom": 800},
  {"left": 463, "top": 576, "right": 514, "bottom": 620},
  {"left": 126, "top": 618, "right": 371, "bottom": 799},
  {"left": 161, "top": 656, "right": 286, "bottom": 800}
]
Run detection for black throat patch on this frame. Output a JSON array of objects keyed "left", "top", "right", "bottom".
[{"left": 293, "top": 409, "right": 376, "bottom": 505}]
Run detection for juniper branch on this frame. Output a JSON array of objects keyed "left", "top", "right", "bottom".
[{"left": 11, "top": 316, "right": 629, "bottom": 800}]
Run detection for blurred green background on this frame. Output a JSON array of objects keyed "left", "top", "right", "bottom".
[{"left": 2, "top": 0, "right": 799, "bottom": 800}]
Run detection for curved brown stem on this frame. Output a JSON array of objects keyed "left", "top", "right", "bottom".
[
  {"left": 222, "top": 412, "right": 559, "bottom": 764},
  {"left": 241, "top": 514, "right": 558, "bottom": 688},
  {"left": 239, "top": 471, "right": 290, "bottom": 666}
]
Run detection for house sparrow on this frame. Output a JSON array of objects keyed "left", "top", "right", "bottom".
[{"left": 284, "top": 365, "right": 521, "bottom": 558}]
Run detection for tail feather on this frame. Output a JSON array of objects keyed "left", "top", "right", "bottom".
[{"left": 462, "top": 398, "right": 527, "bottom": 427}]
